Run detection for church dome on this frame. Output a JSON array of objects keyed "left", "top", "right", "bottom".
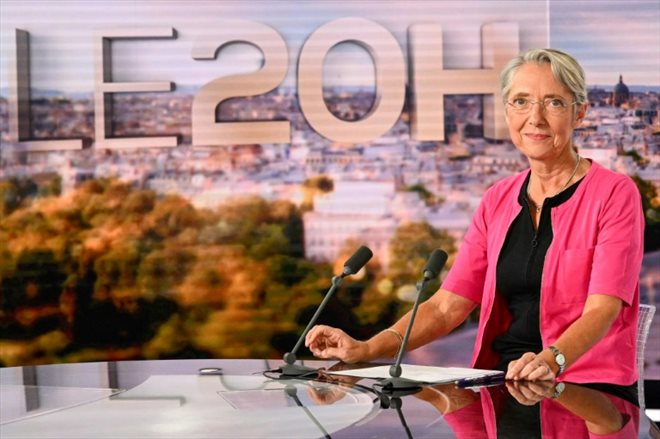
[
  {"left": 613, "top": 75, "right": 630, "bottom": 107},
  {"left": 614, "top": 75, "right": 629, "bottom": 94}
]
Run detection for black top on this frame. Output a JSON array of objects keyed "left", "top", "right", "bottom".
[{"left": 492, "top": 171, "right": 583, "bottom": 370}]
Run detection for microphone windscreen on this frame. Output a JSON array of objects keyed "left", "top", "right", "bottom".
[
  {"left": 424, "top": 249, "right": 448, "bottom": 279},
  {"left": 343, "top": 246, "right": 373, "bottom": 275}
]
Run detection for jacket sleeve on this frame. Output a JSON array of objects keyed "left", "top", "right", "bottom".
[
  {"left": 588, "top": 176, "right": 644, "bottom": 306},
  {"left": 441, "top": 188, "right": 491, "bottom": 304}
]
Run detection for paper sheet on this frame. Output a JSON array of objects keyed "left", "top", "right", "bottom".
[{"left": 325, "top": 364, "right": 503, "bottom": 384}]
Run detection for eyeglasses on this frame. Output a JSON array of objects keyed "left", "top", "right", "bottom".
[{"left": 506, "top": 97, "right": 576, "bottom": 115}]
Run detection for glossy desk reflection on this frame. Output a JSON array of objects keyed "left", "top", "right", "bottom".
[{"left": 1, "top": 359, "right": 658, "bottom": 438}]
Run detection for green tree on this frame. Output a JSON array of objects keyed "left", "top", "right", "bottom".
[
  {"left": 248, "top": 223, "right": 290, "bottom": 260},
  {"left": 0, "top": 178, "right": 38, "bottom": 217},
  {"left": 632, "top": 175, "right": 659, "bottom": 223},
  {"left": 138, "top": 246, "right": 196, "bottom": 296},
  {"left": 405, "top": 183, "right": 444, "bottom": 207},
  {"left": 122, "top": 189, "right": 156, "bottom": 216},
  {"left": 39, "top": 175, "right": 62, "bottom": 198},
  {"left": 301, "top": 175, "right": 334, "bottom": 211},
  {"left": 268, "top": 200, "right": 305, "bottom": 257},
  {"left": 304, "top": 175, "right": 334, "bottom": 192},
  {"left": 145, "top": 195, "right": 201, "bottom": 239},
  {"left": 212, "top": 197, "right": 304, "bottom": 258},
  {"left": 1, "top": 249, "right": 65, "bottom": 309},
  {"left": 632, "top": 175, "right": 660, "bottom": 252},
  {"left": 93, "top": 240, "right": 141, "bottom": 293},
  {"left": 388, "top": 222, "right": 456, "bottom": 302},
  {"left": 623, "top": 150, "right": 649, "bottom": 167}
]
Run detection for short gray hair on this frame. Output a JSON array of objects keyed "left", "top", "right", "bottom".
[{"left": 500, "top": 48, "right": 587, "bottom": 105}]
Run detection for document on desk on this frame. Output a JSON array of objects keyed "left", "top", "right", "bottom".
[{"left": 325, "top": 364, "right": 503, "bottom": 385}]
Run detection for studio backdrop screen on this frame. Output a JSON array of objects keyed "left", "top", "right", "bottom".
[{"left": 0, "top": 0, "right": 658, "bottom": 375}]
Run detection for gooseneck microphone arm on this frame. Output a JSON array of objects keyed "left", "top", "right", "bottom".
[
  {"left": 381, "top": 249, "right": 448, "bottom": 390},
  {"left": 281, "top": 246, "right": 373, "bottom": 377}
]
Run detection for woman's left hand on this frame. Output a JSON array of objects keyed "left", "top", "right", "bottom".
[{"left": 506, "top": 352, "right": 555, "bottom": 381}]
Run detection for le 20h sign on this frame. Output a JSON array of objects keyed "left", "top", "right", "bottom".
[{"left": 7, "top": 18, "right": 519, "bottom": 152}]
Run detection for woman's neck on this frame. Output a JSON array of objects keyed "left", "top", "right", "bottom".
[{"left": 528, "top": 150, "right": 583, "bottom": 197}]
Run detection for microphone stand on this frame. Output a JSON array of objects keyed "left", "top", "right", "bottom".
[
  {"left": 380, "top": 274, "right": 433, "bottom": 391},
  {"left": 281, "top": 274, "right": 345, "bottom": 377}
]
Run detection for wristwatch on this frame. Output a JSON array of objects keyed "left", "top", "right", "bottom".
[
  {"left": 551, "top": 382, "right": 565, "bottom": 399},
  {"left": 548, "top": 345, "right": 566, "bottom": 376}
]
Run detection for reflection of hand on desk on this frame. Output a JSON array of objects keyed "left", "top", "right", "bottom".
[
  {"left": 316, "top": 361, "right": 373, "bottom": 386},
  {"left": 307, "top": 361, "right": 367, "bottom": 405},
  {"left": 505, "top": 380, "right": 555, "bottom": 405},
  {"left": 506, "top": 381, "right": 633, "bottom": 436},
  {"left": 306, "top": 382, "right": 348, "bottom": 405}
]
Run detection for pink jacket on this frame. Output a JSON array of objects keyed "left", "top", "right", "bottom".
[{"left": 442, "top": 160, "right": 644, "bottom": 385}]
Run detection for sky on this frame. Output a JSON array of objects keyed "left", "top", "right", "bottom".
[
  {"left": 0, "top": 0, "right": 657, "bottom": 94},
  {"left": 549, "top": 0, "right": 660, "bottom": 87}
]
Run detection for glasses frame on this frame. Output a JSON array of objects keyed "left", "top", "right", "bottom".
[{"left": 505, "top": 97, "right": 578, "bottom": 115}]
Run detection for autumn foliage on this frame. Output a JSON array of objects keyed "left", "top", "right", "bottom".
[{"left": 0, "top": 177, "right": 455, "bottom": 366}]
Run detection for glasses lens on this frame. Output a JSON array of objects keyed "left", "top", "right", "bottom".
[
  {"left": 510, "top": 99, "right": 529, "bottom": 112},
  {"left": 544, "top": 98, "right": 567, "bottom": 114}
]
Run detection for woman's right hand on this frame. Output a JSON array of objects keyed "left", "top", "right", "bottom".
[{"left": 304, "top": 325, "right": 368, "bottom": 363}]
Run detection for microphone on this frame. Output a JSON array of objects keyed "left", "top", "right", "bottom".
[
  {"left": 342, "top": 245, "right": 373, "bottom": 275},
  {"left": 281, "top": 246, "right": 373, "bottom": 377},
  {"left": 381, "top": 249, "right": 448, "bottom": 391},
  {"left": 422, "top": 248, "right": 447, "bottom": 281}
]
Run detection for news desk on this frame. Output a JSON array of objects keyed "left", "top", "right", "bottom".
[{"left": 1, "top": 359, "right": 658, "bottom": 438}]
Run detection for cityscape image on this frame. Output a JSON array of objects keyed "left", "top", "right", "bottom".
[{"left": 0, "top": 0, "right": 658, "bottom": 384}]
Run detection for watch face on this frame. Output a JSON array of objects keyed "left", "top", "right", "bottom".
[{"left": 556, "top": 353, "right": 566, "bottom": 366}]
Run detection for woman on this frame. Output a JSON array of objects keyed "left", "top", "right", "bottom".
[{"left": 305, "top": 49, "right": 644, "bottom": 390}]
